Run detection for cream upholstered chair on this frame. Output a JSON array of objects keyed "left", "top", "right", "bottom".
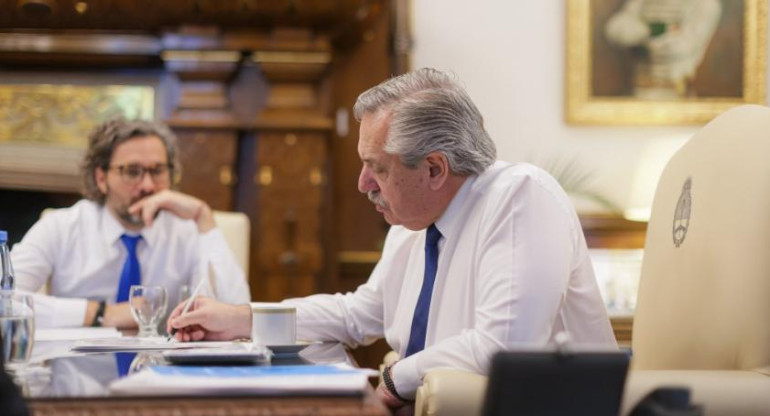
[
  {"left": 211, "top": 210, "right": 250, "bottom": 278},
  {"left": 402, "top": 105, "right": 770, "bottom": 416},
  {"left": 618, "top": 105, "right": 770, "bottom": 415}
]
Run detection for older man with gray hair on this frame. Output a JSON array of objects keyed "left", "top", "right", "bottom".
[{"left": 168, "top": 68, "right": 616, "bottom": 413}]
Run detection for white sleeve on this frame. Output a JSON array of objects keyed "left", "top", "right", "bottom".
[
  {"left": 196, "top": 228, "right": 250, "bottom": 304},
  {"left": 282, "top": 267, "right": 386, "bottom": 348},
  {"left": 11, "top": 217, "right": 55, "bottom": 293},
  {"left": 29, "top": 292, "right": 88, "bottom": 329},
  {"left": 392, "top": 175, "right": 577, "bottom": 398},
  {"left": 11, "top": 215, "right": 89, "bottom": 328},
  {"left": 280, "top": 228, "right": 406, "bottom": 348}
]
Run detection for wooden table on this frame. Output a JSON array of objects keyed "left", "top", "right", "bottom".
[
  {"left": 30, "top": 393, "right": 388, "bottom": 416},
  {"left": 22, "top": 340, "right": 388, "bottom": 416}
]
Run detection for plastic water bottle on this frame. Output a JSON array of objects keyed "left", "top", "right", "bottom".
[
  {"left": 0, "top": 230, "right": 13, "bottom": 291},
  {"left": 0, "top": 230, "right": 14, "bottom": 291},
  {"left": 0, "top": 231, "right": 35, "bottom": 367}
]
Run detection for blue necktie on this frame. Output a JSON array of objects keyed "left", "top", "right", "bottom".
[
  {"left": 115, "top": 352, "right": 137, "bottom": 377},
  {"left": 117, "top": 234, "right": 142, "bottom": 302},
  {"left": 405, "top": 224, "right": 442, "bottom": 357}
]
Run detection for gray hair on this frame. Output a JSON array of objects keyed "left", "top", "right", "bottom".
[
  {"left": 81, "top": 117, "right": 179, "bottom": 204},
  {"left": 353, "top": 68, "right": 496, "bottom": 176}
]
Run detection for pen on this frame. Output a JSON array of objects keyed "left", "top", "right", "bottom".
[{"left": 167, "top": 278, "right": 206, "bottom": 341}]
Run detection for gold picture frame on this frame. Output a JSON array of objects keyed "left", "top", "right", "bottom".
[{"left": 566, "top": 0, "right": 767, "bottom": 125}]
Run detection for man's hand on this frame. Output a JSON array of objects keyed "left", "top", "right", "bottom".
[
  {"left": 128, "top": 190, "right": 216, "bottom": 233},
  {"left": 376, "top": 383, "right": 413, "bottom": 415},
  {"left": 167, "top": 296, "right": 252, "bottom": 341},
  {"left": 103, "top": 303, "right": 137, "bottom": 329}
]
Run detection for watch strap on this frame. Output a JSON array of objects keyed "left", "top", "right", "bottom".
[
  {"left": 383, "top": 363, "right": 408, "bottom": 402},
  {"left": 91, "top": 300, "right": 106, "bottom": 327}
]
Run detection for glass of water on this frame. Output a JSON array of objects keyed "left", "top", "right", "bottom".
[
  {"left": 128, "top": 285, "right": 167, "bottom": 338},
  {"left": 0, "top": 292, "right": 35, "bottom": 371}
]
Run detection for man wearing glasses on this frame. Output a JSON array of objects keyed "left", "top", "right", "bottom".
[{"left": 11, "top": 118, "right": 249, "bottom": 329}]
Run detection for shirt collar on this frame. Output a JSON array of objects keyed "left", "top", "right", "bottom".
[{"left": 433, "top": 173, "right": 477, "bottom": 242}]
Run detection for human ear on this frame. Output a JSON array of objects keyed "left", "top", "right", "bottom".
[
  {"left": 95, "top": 167, "right": 108, "bottom": 195},
  {"left": 425, "top": 152, "right": 449, "bottom": 190}
]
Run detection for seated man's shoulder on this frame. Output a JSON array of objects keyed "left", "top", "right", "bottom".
[
  {"left": 473, "top": 162, "right": 575, "bottom": 219},
  {"left": 40, "top": 199, "right": 99, "bottom": 224},
  {"left": 477, "top": 162, "right": 560, "bottom": 196}
]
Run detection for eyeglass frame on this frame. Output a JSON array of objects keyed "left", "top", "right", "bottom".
[{"left": 105, "top": 163, "right": 175, "bottom": 185}]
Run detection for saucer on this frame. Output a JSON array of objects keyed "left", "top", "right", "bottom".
[{"left": 266, "top": 341, "right": 317, "bottom": 357}]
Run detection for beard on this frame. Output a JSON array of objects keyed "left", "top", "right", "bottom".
[
  {"left": 106, "top": 185, "right": 153, "bottom": 228},
  {"left": 115, "top": 207, "right": 145, "bottom": 227}
]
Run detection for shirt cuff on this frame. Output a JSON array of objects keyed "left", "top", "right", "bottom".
[
  {"left": 391, "top": 355, "right": 421, "bottom": 400},
  {"left": 198, "top": 227, "right": 226, "bottom": 247},
  {"left": 32, "top": 294, "right": 88, "bottom": 328}
]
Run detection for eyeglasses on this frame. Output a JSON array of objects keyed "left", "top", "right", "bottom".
[{"left": 107, "top": 163, "right": 173, "bottom": 185}]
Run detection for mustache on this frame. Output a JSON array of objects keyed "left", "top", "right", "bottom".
[{"left": 367, "top": 191, "right": 388, "bottom": 208}]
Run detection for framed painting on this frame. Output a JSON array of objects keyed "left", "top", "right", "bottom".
[
  {"left": 0, "top": 84, "right": 154, "bottom": 192},
  {"left": 566, "top": 0, "right": 766, "bottom": 125}
]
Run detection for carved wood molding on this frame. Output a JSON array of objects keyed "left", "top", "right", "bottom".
[
  {"left": 0, "top": 0, "right": 379, "bottom": 28},
  {"left": 161, "top": 47, "right": 241, "bottom": 127}
]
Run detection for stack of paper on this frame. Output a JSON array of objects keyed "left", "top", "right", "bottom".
[
  {"left": 36, "top": 327, "right": 122, "bottom": 342},
  {"left": 109, "top": 363, "right": 378, "bottom": 396},
  {"left": 71, "top": 338, "right": 241, "bottom": 352}
]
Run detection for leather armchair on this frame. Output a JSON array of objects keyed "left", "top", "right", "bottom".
[{"left": 396, "top": 105, "right": 770, "bottom": 416}]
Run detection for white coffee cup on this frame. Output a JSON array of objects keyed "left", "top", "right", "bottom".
[{"left": 251, "top": 303, "right": 296, "bottom": 346}]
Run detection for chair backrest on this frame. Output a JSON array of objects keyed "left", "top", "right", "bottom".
[
  {"left": 632, "top": 105, "right": 770, "bottom": 371},
  {"left": 212, "top": 210, "right": 250, "bottom": 278}
]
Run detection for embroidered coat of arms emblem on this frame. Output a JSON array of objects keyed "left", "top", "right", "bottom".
[{"left": 673, "top": 177, "right": 692, "bottom": 247}]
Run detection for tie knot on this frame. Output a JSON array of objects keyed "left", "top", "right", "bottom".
[
  {"left": 425, "top": 224, "right": 442, "bottom": 247},
  {"left": 120, "top": 234, "right": 142, "bottom": 252}
]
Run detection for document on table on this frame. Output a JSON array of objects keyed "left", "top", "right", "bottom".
[
  {"left": 71, "top": 338, "right": 243, "bottom": 352},
  {"left": 36, "top": 327, "right": 123, "bottom": 341},
  {"left": 109, "top": 363, "right": 379, "bottom": 396}
]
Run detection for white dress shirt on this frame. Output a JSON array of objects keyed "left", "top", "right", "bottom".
[
  {"left": 281, "top": 161, "right": 617, "bottom": 398},
  {"left": 12, "top": 199, "right": 250, "bottom": 328}
]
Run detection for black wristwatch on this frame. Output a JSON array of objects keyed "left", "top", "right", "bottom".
[
  {"left": 91, "top": 300, "right": 106, "bottom": 327},
  {"left": 383, "top": 363, "right": 408, "bottom": 402}
]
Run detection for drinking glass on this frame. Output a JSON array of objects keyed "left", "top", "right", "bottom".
[
  {"left": 178, "top": 284, "right": 190, "bottom": 306},
  {"left": 128, "top": 352, "right": 164, "bottom": 374},
  {"left": 0, "top": 292, "right": 35, "bottom": 371},
  {"left": 128, "top": 285, "right": 167, "bottom": 338}
]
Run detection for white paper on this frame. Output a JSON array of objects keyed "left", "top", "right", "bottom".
[
  {"left": 109, "top": 363, "right": 378, "bottom": 396},
  {"left": 36, "top": 327, "right": 123, "bottom": 341},
  {"left": 71, "top": 338, "right": 243, "bottom": 352}
]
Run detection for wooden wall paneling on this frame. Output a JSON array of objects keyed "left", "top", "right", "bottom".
[
  {"left": 161, "top": 40, "right": 243, "bottom": 210},
  {"left": 0, "top": 0, "right": 390, "bottom": 33},
  {"left": 161, "top": 49, "right": 241, "bottom": 128},
  {"left": 235, "top": 131, "right": 261, "bottom": 301},
  {"left": 253, "top": 132, "right": 327, "bottom": 300},
  {"left": 173, "top": 129, "right": 238, "bottom": 211},
  {"left": 248, "top": 30, "right": 334, "bottom": 302}
]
